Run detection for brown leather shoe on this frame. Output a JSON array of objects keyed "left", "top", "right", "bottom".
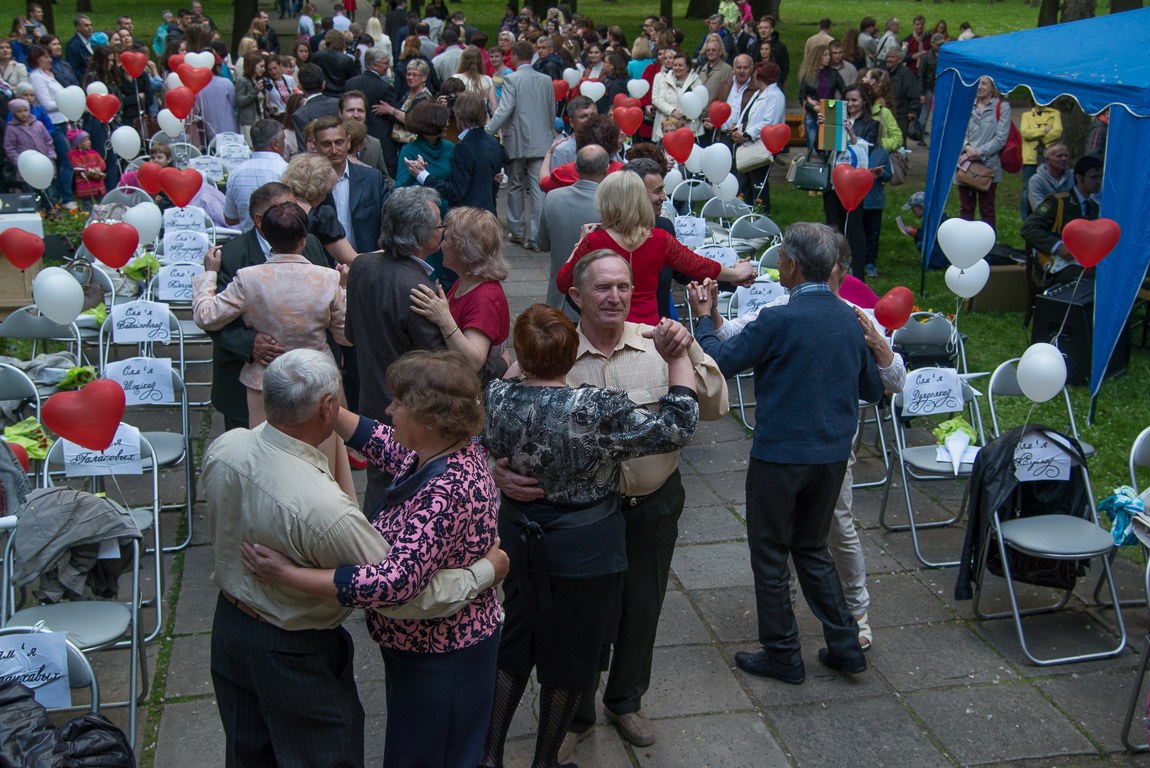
[
  {"left": 606, "top": 709, "right": 656, "bottom": 747},
  {"left": 557, "top": 726, "right": 593, "bottom": 762}
]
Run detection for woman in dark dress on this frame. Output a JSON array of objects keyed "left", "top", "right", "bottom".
[
  {"left": 280, "top": 153, "right": 358, "bottom": 266},
  {"left": 479, "top": 300, "right": 700, "bottom": 768}
]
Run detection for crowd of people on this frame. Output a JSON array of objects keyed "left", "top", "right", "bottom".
[{"left": 0, "top": 3, "right": 1115, "bottom": 767}]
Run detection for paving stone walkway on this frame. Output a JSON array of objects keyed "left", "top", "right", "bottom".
[{"left": 75, "top": 234, "right": 1150, "bottom": 768}]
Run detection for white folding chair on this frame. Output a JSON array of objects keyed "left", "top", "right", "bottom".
[
  {"left": 145, "top": 266, "right": 212, "bottom": 407},
  {"left": 208, "top": 132, "right": 247, "bottom": 154},
  {"left": 724, "top": 279, "right": 787, "bottom": 429},
  {"left": 987, "top": 357, "right": 1094, "bottom": 458},
  {"left": 158, "top": 229, "right": 213, "bottom": 265},
  {"left": 700, "top": 197, "right": 752, "bottom": 243},
  {"left": 1119, "top": 433, "right": 1150, "bottom": 752},
  {"left": 893, "top": 311, "right": 968, "bottom": 374},
  {"left": 100, "top": 186, "right": 151, "bottom": 206},
  {"left": 0, "top": 306, "right": 85, "bottom": 366},
  {"left": 188, "top": 155, "right": 226, "bottom": 185},
  {"left": 0, "top": 625, "right": 101, "bottom": 717},
  {"left": 166, "top": 142, "right": 203, "bottom": 168},
  {"left": 727, "top": 213, "right": 781, "bottom": 257},
  {"left": 670, "top": 179, "right": 714, "bottom": 211}
]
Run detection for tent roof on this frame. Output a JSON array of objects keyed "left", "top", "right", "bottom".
[{"left": 936, "top": 8, "right": 1150, "bottom": 116}]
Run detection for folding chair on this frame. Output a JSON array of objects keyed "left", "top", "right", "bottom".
[
  {"left": 987, "top": 358, "right": 1094, "bottom": 458},
  {"left": 1120, "top": 483, "right": 1150, "bottom": 753},
  {"left": 0, "top": 624, "right": 101, "bottom": 717},
  {"left": 145, "top": 267, "right": 212, "bottom": 407},
  {"left": 893, "top": 311, "right": 968, "bottom": 374},
  {"left": 166, "top": 142, "right": 202, "bottom": 168},
  {"left": 879, "top": 368, "right": 986, "bottom": 568},
  {"left": 670, "top": 179, "right": 714, "bottom": 212},
  {"left": 0, "top": 484, "right": 145, "bottom": 743},
  {"left": 727, "top": 213, "right": 781, "bottom": 257},
  {"left": 1092, "top": 426, "right": 1150, "bottom": 610},
  {"left": 99, "top": 186, "right": 151, "bottom": 206},
  {"left": 758, "top": 244, "right": 781, "bottom": 270},
  {"left": 0, "top": 306, "right": 86, "bottom": 366},
  {"left": 852, "top": 395, "right": 891, "bottom": 490},
  {"left": 700, "top": 197, "right": 752, "bottom": 244},
  {"left": 0, "top": 363, "right": 44, "bottom": 484},
  {"left": 724, "top": 279, "right": 787, "bottom": 429},
  {"left": 970, "top": 427, "right": 1126, "bottom": 666}
]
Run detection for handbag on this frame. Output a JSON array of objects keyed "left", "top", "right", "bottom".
[
  {"left": 890, "top": 150, "right": 911, "bottom": 186},
  {"left": 956, "top": 161, "right": 994, "bottom": 192},
  {"left": 792, "top": 149, "right": 831, "bottom": 192},
  {"left": 735, "top": 140, "right": 773, "bottom": 172},
  {"left": 391, "top": 123, "right": 417, "bottom": 144},
  {"left": 905, "top": 116, "right": 923, "bottom": 142}
]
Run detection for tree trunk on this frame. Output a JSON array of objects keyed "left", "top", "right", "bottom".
[
  {"left": 1054, "top": 96, "right": 1091, "bottom": 156},
  {"left": 1037, "top": 0, "right": 1060, "bottom": 25},
  {"left": 530, "top": 0, "right": 549, "bottom": 20},
  {"left": 661, "top": 0, "right": 674, "bottom": 26},
  {"left": 686, "top": 0, "right": 717, "bottom": 20},
  {"left": 75, "top": 0, "right": 91, "bottom": 12},
  {"left": 750, "top": 0, "right": 782, "bottom": 21},
  {"left": 1111, "top": 0, "right": 1142, "bottom": 13},
  {"left": 233, "top": 0, "right": 259, "bottom": 56},
  {"left": 1060, "top": 0, "right": 1095, "bottom": 22},
  {"left": 42, "top": 0, "right": 57, "bottom": 38}
]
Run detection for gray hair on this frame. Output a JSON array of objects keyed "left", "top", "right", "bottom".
[
  {"left": 249, "top": 119, "right": 284, "bottom": 151},
  {"left": 363, "top": 47, "right": 390, "bottom": 69},
  {"left": 622, "top": 157, "right": 664, "bottom": 183},
  {"left": 406, "top": 57, "right": 430, "bottom": 77},
  {"left": 885, "top": 16, "right": 898, "bottom": 30},
  {"left": 575, "top": 145, "right": 609, "bottom": 179},
  {"left": 780, "top": 222, "right": 837, "bottom": 283},
  {"left": 380, "top": 186, "right": 441, "bottom": 255},
  {"left": 572, "top": 248, "right": 632, "bottom": 292},
  {"left": 263, "top": 349, "right": 341, "bottom": 426}
]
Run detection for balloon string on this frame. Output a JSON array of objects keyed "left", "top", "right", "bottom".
[
  {"left": 1049, "top": 271, "right": 1086, "bottom": 351},
  {"left": 1019, "top": 401, "right": 1037, "bottom": 439}
]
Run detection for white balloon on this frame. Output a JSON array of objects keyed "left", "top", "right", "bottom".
[
  {"left": 56, "top": 85, "right": 87, "bottom": 122},
  {"left": 85, "top": 81, "right": 109, "bottom": 96},
  {"left": 715, "top": 173, "right": 739, "bottom": 203},
  {"left": 691, "top": 84, "right": 709, "bottom": 99},
  {"left": 944, "top": 259, "right": 991, "bottom": 299},
  {"left": 158, "top": 109, "right": 185, "bottom": 138},
  {"left": 1016, "top": 343, "right": 1067, "bottom": 403},
  {"left": 664, "top": 168, "right": 683, "bottom": 193},
  {"left": 110, "top": 126, "right": 141, "bottom": 161},
  {"left": 679, "top": 91, "right": 704, "bottom": 121},
  {"left": 562, "top": 68, "right": 581, "bottom": 89},
  {"left": 17, "top": 150, "right": 54, "bottom": 191},
  {"left": 165, "top": 72, "right": 183, "bottom": 91},
  {"left": 627, "top": 79, "right": 650, "bottom": 99},
  {"left": 33, "top": 267, "right": 85, "bottom": 326},
  {"left": 185, "top": 51, "right": 216, "bottom": 69},
  {"left": 123, "top": 202, "right": 163, "bottom": 244},
  {"left": 700, "top": 143, "right": 732, "bottom": 184},
  {"left": 579, "top": 80, "right": 606, "bottom": 102},
  {"left": 937, "top": 217, "right": 996, "bottom": 270},
  {"left": 684, "top": 144, "right": 703, "bottom": 174}
]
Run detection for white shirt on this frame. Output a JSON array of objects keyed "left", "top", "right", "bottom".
[
  {"left": 332, "top": 14, "right": 351, "bottom": 31},
  {"left": 255, "top": 229, "right": 273, "bottom": 259},
  {"left": 722, "top": 77, "right": 751, "bottom": 131},
  {"left": 332, "top": 161, "right": 354, "bottom": 250},
  {"left": 746, "top": 83, "right": 785, "bottom": 142},
  {"left": 223, "top": 151, "right": 289, "bottom": 232}
]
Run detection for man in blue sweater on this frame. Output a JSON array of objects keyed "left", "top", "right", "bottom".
[{"left": 695, "top": 222, "right": 884, "bottom": 683}]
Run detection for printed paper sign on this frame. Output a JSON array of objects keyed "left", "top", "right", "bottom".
[
  {"left": 1013, "top": 433, "right": 1073, "bottom": 483},
  {"left": 163, "top": 205, "right": 207, "bottom": 232},
  {"left": 156, "top": 263, "right": 205, "bottom": 301},
  {"left": 901, "top": 367, "right": 963, "bottom": 417},
  {"left": 104, "top": 356, "right": 174, "bottom": 405},
  {"left": 188, "top": 156, "right": 225, "bottom": 184},
  {"left": 674, "top": 216, "right": 707, "bottom": 248},
  {"left": 63, "top": 424, "right": 142, "bottom": 477},
  {"left": 111, "top": 300, "right": 171, "bottom": 344},
  {"left": 0, "top": 631, "right": 70, "bottom": 707},
  {"left": 694, "top": 245, "right": 738, "bottom": 267},
  {"left": 735, "top": 280, "right": 786, "bottom": 317},
  {"left": 161, "top": 230, "right": 211, "bottom": 265}
]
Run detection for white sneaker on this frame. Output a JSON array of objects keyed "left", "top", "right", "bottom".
[{"left": 557, "top": 726, "right": 593, "bottom": 762}]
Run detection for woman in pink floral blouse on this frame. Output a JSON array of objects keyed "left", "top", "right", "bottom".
[{"left": 241, "top": 350, "right": 501, "bottom": 768}]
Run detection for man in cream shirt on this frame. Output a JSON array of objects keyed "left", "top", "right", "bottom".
[{"left": 204, "top": 349, "right": 508, "bottom": 766}]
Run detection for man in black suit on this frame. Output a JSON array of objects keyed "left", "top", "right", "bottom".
[
  {"left": 65, "top": 14, "right": 93, "bottom": 79},
  {"left": 312, "top": 30, "right": 360, "bottom": 97},
  {"left": 291, "top": 64, "right": 340, "bottom": 150},
  {"left": 385, "top": 0, "right": 409, "bottom": 51},
  {"left": 208, "top": 183, "right": 331, "bottom": 430},
  {"left": 346, "top": 48, "right": 399, "bottom": 178},
  {"left": 314, "top": 115, "right": 389, "bottom": 253},
  {"left": 310, "top": 16, "right": 333, "bottom": 53},
  {"left": 450, "top": 11, "right": 478, "bottom": 43},
  {"left": 403, "top": 93, "right": 503, "bottom": 214}
]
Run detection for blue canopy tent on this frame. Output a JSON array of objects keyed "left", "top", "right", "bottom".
[{"left": 921, "top": 9, "right": 1150, "bottom": 404}]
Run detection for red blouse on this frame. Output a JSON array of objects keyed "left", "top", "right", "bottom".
[
  {"left": 447, "top": 279, "right": 509, "bottom": 346},
  {"left": 540, "top": 159, "right": 624, "bottom": 193},
  {"left": 556, "top": 228, "right": 722, "bottom": 325}
]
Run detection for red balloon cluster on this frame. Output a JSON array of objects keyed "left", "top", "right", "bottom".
[
  {"left": 177, "top": 64, "right": 213, "bottom": 93},
  {"left": 137, "top": 162, "right": 164, "bottom": 195},
  {"left": 1061, "top": 217, "right": 1121, "bottom": 268},
  {"left": 82, "top": 222, "right": 140, "bottom": 269},
  {"left": 874, "top": 287, "right": 914, "bottom": 330},
  {"left": 0, "top": 228, "right": 45, "bottom": 270},
  {"left": 663, "top": 127, "right": 695, "bottom": 164},
  {"left": 613, "top": 94, "right": 640, "bottom": 110},
  {"left": 552, "top": 80, "right": 569, "bottom": 100},
  {"left": 86, "top": 94, "right": 121, "bottom": 124},
  {"left": 167, "top": 53, "right": 186, "bottom": 71},
  {"left": 42, "top": 379, "right": 126, "bottom": 452},
  {"left": 832, "top": 165, "right": 874, "bottom": 212},
  {"left": 166, "top": 86, "right": 196, "bottom": 120},
  {"left": 159, "top": 167, "right": 203, "bottom": 207}
]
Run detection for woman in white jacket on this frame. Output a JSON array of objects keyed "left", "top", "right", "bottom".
[{"left": 652, "top": 51, "right": 703, "bottom": 142}]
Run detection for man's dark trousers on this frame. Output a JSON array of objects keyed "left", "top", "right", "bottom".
[{"left": 746, "top": 459, "right": 860, "bottom": 662}]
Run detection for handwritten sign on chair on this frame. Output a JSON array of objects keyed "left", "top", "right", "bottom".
[
  {"left": 156, "top": 263, "right": 205, "bottom": 302},
  {"left": 735, "top": 280, "right": 786, "bottom": 318},
  {"left": 63, "top": 423, "right": 142, "bottom": 477},
  {"left": 695, "top": 245, "right": 738, "bottom": 268},
  {"left": 188, "top": 156, "right": 225, "bottom": 184},
  {"left": 1013, "top": 432, "right": 1072, "bottom": 483},
  {"left": 111, "top": 300, "right": 171, "bottom": 344},
  {"left": 163, "top": 205, "right": 208, "bottom": 232},
  {"left": 161, "top": 230, "right": 211, "bottom": 266},
  {"left": 674, "top": 216, "right": 707, "bottom": 248},
  {"left": 104, "top": 356, "right": 174, "bottom": 405},
  {"left": 901, "top": 367, "right": 963, "bottom": 418},
  {"left": 0, "top": 630, "right": 70, "bottom": 707}
]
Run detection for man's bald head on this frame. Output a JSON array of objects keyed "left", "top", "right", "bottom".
[{"left": 575, "top": 145, "right": 610, "bottom": 182}]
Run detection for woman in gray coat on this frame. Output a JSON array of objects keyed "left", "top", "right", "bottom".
[
  {"left": 235, "top": 51, "right": 268, "bottom": 143},
  {"left": 956, "top": 76, "right": 1010, "bottom": 232}
]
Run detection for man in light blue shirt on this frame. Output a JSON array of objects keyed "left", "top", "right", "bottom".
[{"left": 223, "top": 120, "right": 289, "bottom": 232}]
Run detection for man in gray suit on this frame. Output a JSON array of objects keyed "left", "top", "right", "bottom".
[
  {"left": 487, "top": 40, "right": 556, "bottom": 252},
  {"left": 539, "top": 145, "right": 607, "bottom": 319}
]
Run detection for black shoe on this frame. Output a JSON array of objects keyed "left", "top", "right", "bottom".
[
  {"left": 735, "top": 650, "right": 805, "bottom": 684},
  {"left": 818, "top": 647, "right": 868, "bottom": 674}
]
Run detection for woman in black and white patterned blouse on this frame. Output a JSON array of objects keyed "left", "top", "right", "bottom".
[{"left": 479, "top": 303, "right": 699, "bottom": 768}]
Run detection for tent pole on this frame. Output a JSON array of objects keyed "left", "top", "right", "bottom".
[{"left": 1088, "top": 394, "right": 1097, "bottom": 426}]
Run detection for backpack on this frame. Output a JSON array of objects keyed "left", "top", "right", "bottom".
[{"left": 997, "top": 101, "right": 1023, "bottom": 173}]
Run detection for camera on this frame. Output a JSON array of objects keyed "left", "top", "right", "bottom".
[
  {"left": 260, "top": 77, "right": 274, "bottom": 92},
  {"left": 445, "top": 93, "right": 457, "bottom": 109}
]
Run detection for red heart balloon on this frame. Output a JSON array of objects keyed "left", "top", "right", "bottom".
[
  {"left": 42, "top": 379, "right": 126, "bottom": 452},
  {"left": 137, "top": 161, "right": 163, "bottom": 195},
  {"left": 120, "top": 51, "right": 148, "bottom": 78},
  {"left": 159, "top": 167, "right": 203, "bottom": 208},
  {"left": 615, "top": 106, "right": 643, "bottom": 136},
  {"left": 613, "top": 93, "right": 640, "bottom": 110},
  {"left": 760, "top": 124, "right": 791, "bottom": 154},
  {"left": 5, "top": 442, "right": 28, "bottom": 473},
  {"left": 874, "top": 286, "right": 914, "bottom": 330},
  {"left": 0, "top": 228, "right": 45, "bottom": 270},
  {"left": 82, "top": 222, "right": 140, "bottom": 269},
  {"left": 1061, "top": 217, "right": 1120, "bottom": 268},
  {"left": 832, "top": 165, "right": 874, "bottom": 212},
  {"left": 708, "top": 102, "right": 732, "bottom": 127},
  {"left": 662, "top": 127, "right": 696, "bottom": 165},
  {"left": 167, "top": 53, "right": 186, "bottom": 71},
  {"left": 165, "top": 86, "right": 196, "bottom": 120},
  {"left": 177, "top": 63, "right": 213, "bottom": 93},
  {"left": 552, "top": 80, "right": 569, "bottom": 101},
  {"left": 86, "top": 93, "right": 121, "bottom": 124}
]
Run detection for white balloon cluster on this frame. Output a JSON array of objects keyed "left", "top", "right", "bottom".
[{"left": 937, "top": 217, "right": 996, "bottom": 301}]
